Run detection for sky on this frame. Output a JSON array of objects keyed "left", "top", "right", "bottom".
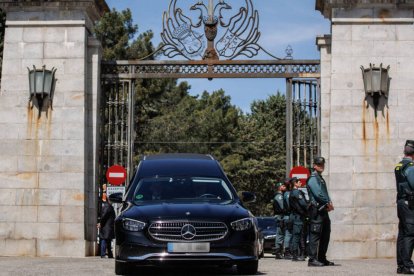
[{"left": 105, "top": 0, "right": 331, "bottom": 113}]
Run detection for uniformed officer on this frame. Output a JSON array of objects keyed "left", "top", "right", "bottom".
[
  {"left": 282, "top": 178, "right": 293, "bottom": 259},
  {"left": 306, "top": 156, "right": 335, "bottom": 267},
  {"left": 289, "top": 177, "right": 309, "bottom": 261},
  {"left": 395, "top": 140, "right": 414, "bottom": 274},
  {"left": 272, "top": 182, "right": 286, "bottom": 259}
]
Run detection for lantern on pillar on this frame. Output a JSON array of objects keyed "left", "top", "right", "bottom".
[
  {"left": 360, "top": 63, "right": 390, "bottom": 118},
  {"left": 27, "top": 65, "right": 57, "bottom": 118}
]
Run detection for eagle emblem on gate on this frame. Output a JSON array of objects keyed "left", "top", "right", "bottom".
[{"left": 160, "top": 0, "right": 281, "bottom": 61}]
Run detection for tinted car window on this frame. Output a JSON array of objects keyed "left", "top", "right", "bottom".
[{"left": 132, "top": 176, "right": 233, "bottom": 203}]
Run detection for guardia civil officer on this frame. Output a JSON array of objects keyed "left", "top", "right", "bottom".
[
  {"left": 273, "top": 182, "right": 286, "bottom": 259},
  {"left": 306, "top": 156, "right": 335, "bottom": 267},
  {"left": 289, "top": 177, "right": 309, "bottom": 261},
  {"left": 395, "top": 140, "right": 414, "bottom": 274},
  {"left": 282, "top": 178, "right": 293, "bottom": 259}
]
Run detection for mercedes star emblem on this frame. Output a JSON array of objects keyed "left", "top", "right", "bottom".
[{"left": 181, "top": 224, "right": 196, "bottom": 240}]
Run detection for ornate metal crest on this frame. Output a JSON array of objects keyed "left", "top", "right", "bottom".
[{"left": 160, "top": 0, "right": 280, "bottom": 60}]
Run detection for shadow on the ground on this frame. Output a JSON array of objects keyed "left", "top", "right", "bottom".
[{"left": 123, "top": 265, "right": 266, "bottom": 276}]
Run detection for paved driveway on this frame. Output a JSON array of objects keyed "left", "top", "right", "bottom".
[{"left": 0, "top": 254, "right": 396, "bottom": 276}]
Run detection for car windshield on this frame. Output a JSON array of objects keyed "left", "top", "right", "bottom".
[
  {"left": 132, "top": 176, "right": 234, "bottom": 204},
  {"left": 257, "top": 218, "right": 276, "bottom": 230}
]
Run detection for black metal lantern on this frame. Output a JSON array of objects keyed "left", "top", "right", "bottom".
[
  {"left": 27, "top": 65, "right": 57, "bottom": 117},
  {"left": 360, "top": 63, "right": 390, "bottom": 117}
]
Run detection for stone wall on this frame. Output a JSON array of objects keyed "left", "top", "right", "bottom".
[
  {"left": 317, "top": 0, "right": 414, "bottom": 259},
  {"left": 0, "top": 1, "right": 107, "bottom": 257}
]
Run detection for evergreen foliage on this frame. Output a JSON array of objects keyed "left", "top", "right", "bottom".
[{"left": 95, "top": 8, "right": 288, "bottom": 216}]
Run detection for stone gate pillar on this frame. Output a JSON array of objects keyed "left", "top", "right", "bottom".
[
  {"left": 0, "top": 0, "right": 108, "bottom": 257},
  {"left": 316, "top": 0, "right": 414, "bottom": 259}
]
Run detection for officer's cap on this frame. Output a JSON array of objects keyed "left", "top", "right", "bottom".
[
  {"left": 274, "top": 182, "right": 283, "bottom": 189},
  {"left": 290, "top": 177, "right": 298, "bottom": 183},
  {"left": 405, "top": 140, "right": 414, "bottom": 149},
  {"left": 313, "top": 156, "right": 325, "bottom": 165}
]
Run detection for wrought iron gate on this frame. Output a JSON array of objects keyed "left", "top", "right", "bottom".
[
  {"left": 99, "top": 79, "right": 135, "bottom": 185},
  {"left": 286, "top": 79, "right": 321, "bottom": 172},
  {"left": 98, "top": 0, "right": 322, "bottom": 188}
]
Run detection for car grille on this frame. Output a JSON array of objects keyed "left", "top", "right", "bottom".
[{"left": 148, "top": 220, "right": 228, "bottom": 242}]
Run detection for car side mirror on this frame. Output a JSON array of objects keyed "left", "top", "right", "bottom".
[
  {"left": 240, "top": 191, "right": 256, "bottom": 204},
  {"left": 109, "top": 192, "right": 123, "bottom": 203}
]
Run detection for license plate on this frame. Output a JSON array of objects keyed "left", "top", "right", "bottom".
[{"left": 167, "top": 242, "right": 210, "bottom": 253}]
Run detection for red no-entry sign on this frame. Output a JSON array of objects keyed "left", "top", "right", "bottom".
[
  {"left": 106, "top": 165, "right": 127, "bottom": 186},
  {"left": 289, "top": 166, "right": 310, "bottom": 186}
]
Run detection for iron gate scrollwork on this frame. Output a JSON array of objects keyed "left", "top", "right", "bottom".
[
  {"left": 160, "top": 0, "right": 276, "bottom": 61},
  {"left": 99, "top": 0, "right": 322, "bottom": 189},
  {"left": 99, "top": 79, "right": 134, "bottom": 187},
  {"left": 286, "top": 79, "right": 321, "bottom": 172}
]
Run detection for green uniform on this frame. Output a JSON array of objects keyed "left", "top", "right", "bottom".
[
  {"left": 289, "top": 188, "right": 309, "bottom": 260},
  {"left": 282, "top": 190, "right": 293, "bottom": 255},
  {"left": 395, "top": 157, "right": 414, "bottom": 271},
  {"left": 273, "top": 191, "right": 285, "bottom": 251},
  {"left": 307, "top": 170, "right": 331, "bottom": 263}
]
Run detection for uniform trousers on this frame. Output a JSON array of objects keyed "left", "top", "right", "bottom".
[
  {"left": 397, "top": 199, "right": 414, "bottom": 268},
  {"left": 275, "top": 215, "right": 292, "bottom": 250},
  {"left": 308, "top": 210, "right": 330, "bottom": 262},
  {"left": 291, "top": 213, "right": 303, "bottom": 255}
]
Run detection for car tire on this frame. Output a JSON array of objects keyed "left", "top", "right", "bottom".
[
  {"left": 237, "top": 260, "right": 258, "bottom": 275},
  {"left": 115, "top": 261, "right": 131, "bottom": 275}
]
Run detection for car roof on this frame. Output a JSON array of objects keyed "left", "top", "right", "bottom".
[
  {"left": 143, "top": 153, "right": 215, "bottom": 161},
  {"left": 137, "top": 153, "right": 224, "bottom": 178}
]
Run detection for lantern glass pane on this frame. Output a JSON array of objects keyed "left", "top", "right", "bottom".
[
  {"left": 371, "top": 69, "right": 381, "bottom": 92},
  {"left": 381, "top": 70, "right": 389, "bottom": 94},
  {"left": 363, "top": 69, "right": 372, "bottom": 93},
  {"left": 34, "top": 71, "right": 44, "bottom": 93},
  {"left": 29, "top": 71, "right": 35, "bottom": 94},
  {"left": 43, "top": 71, "right": 53, "bottom": 93}
]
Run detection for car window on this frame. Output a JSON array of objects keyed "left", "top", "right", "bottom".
[{"left": 132, "top": 176, "right": 233, "bottom": 203}]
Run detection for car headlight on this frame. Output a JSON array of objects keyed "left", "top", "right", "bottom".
[
  {"left": 264, "top": 234, "right": 276, "bottom": 239},
  {"left": 231, "top": 218, "right": 253, "bottom": 231},
  {"left": 123, "top": 218, "right": 146, "bottom": 231}
]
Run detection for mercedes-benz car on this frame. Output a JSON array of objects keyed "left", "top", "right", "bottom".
[{"left": 109, "top": 154, "right": 259, "bottom": 275}]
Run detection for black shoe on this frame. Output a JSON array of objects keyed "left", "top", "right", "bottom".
[
  {"left": 275, "top": 253, "right": 283, "bottom": 259},
  {"left": 284, "top": 249, "right": 293, "bottom": 260},
  {"left": 402, "top": 267, "right": 414, "bottom": 274},
  {"left": 100, "top": 256, "right": 105, "bottom": 258},
  {"left": 308, "top": 259, "right": 324, "bottom": 267},
  {"left": 108, "top": 256, "right": 114, "bottom": 259},
  {"left": 397, "top": 266, "right": 403, "bottom": 274},
  {"left": 320, "top": 259, "right": 335, "bottom": 266}
]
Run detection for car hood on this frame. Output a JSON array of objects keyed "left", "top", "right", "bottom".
[{"left": 122, "top": 201, "right": 250, "bottom": 222}]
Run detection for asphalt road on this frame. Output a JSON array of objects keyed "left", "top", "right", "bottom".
[{"left": 0, "top": 254, "right": 397, "bottom": 276}]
